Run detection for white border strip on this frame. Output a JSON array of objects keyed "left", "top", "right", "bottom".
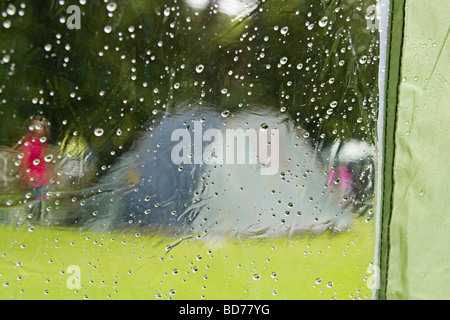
[{"left": 374, "top": 0, "right": 391, "bottom": 300}]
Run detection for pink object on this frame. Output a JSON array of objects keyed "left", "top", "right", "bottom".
[
  {"left": 14, "top": 131, "right": 52, "bottom": 188},
  {"left": 327, "top": 164, "right": 353, "bottom": 190}
]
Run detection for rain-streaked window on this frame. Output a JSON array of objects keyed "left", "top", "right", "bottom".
[{"left": 1, "top": 0, "right": 384, "bottom": 300}]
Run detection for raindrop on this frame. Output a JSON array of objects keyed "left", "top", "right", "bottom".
[
  {"left": 94, "top": 128, "right": 104, "bottom": 136},
  {"left": 44, "top": 154, "right": 53, "bottom": 162},
  {"left": 195, "top": 64, "right": 204, "bottom": 73},
  {"left": 318, "top": 16, "right": 329, "bottom": 27},
  {"left": 359, "top": 55, "right": 368, "bottom": 64},
  {"left": 163, "top": 7, "right": 171, "bottom": 17},
  {"left": 280, "top": 26, "right": 289, "bottom": 35},
  {"left": 2, "top": 55, "right": 10, "bottom": 64},
  {"left": 279, "top": 57, "right": 288, "bottom": 65},
  {"left": 106, "top": 2, "right": 117, "bottom": 12},
  {"left": 330, "top": 101, "right": 338, "bottom": 108},
  {"left": 221, "top": 110, "right": 230, "bottom": 117},
  {"left": 260, "top": 123, "right": 269, "bottom": 130},
  {"left": 44, "top": 44, "right": 52, "bottom": 52},
  {"left": 3, "top": 20, "right": 12, "bottom": 29},
  {"left": 104, "top": 25, "right": 112, "bottom": 34},
  {"left": 253, "top": 274, "right": 260, "bottom": 280},
  {"left": 6, "top": 4, "right": 17, "bottom": 15}
]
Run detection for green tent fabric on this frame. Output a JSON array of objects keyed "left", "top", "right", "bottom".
[{"left": 386, "top": 0, "right": 450, "bottom": 299}]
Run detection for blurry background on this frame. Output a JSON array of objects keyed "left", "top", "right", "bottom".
[{"left": 0, "top": 0, "right": 379, "bottom": 183}]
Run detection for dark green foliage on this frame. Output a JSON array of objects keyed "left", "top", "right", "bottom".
[{"left": 0, "top": 0, "right": 379, "bottom": 173}]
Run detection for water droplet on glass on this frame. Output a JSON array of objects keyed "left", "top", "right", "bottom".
[
  {"left": 163, "top": 7, "right": 171, "bottom": 16},
  {"left": 6, "top": 4, "right": 17, "bottom": 15},
  {"left": 359, "top": 55, "right": 368, "bottom": 64},
  {"left": 44, "top": 44, "right": 52, "bottom": 52},
  {"left": 2, "top": 55, "right": 10, "bottom": 63},
  {"left": 318, "top": 16, "right": 329, "bottom": 27},
  {"left": 253, "top": 274, "right": 260, "bottom": 280},
  {"left": 3, "top": 20, "right": 12, "bottom": 29},
  {"left": 221, "top": 110, "right": 230, "bottom": 117},
  {"left": 94, "top": 128, "right": 104, "bottom": 136},
  {"left": 195, "top": 64, "right": 204, "bottom": 73},
  {"left": 104, "top": 25, "right": 112, "bottom": 34},
  {"left": 279, "top": 57, "right": 288, "bottom": 65},
  {"left": 280, "top": 26, "right": 289, "bottom": 35},
  {"left": 106, "top": 2, "right": 117, "bottom": 12}
]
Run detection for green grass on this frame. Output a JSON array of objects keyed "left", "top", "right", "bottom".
[{"left": 0, "top": 217, "right": 376, "bottom": 300}]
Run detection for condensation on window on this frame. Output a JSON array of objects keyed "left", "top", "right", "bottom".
[{"left": 0, "top": 0, "right": 383, "bottom": 300}]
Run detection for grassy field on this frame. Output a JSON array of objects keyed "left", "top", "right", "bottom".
[{"left": 0, "top": 215, "right": 376, "bottom": 300}]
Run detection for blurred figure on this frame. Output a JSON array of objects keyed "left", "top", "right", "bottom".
[{"left": 13, "top": 116, "right": 53, "bottom": 213}]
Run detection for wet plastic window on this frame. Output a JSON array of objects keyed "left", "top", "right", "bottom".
[{"left": 1, "top": 0, "right": 384, "bottom": 299}]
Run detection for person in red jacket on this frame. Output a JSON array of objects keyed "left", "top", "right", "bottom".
[{"left": 13, "top": 116, "right": 52, "bottom": 203}]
